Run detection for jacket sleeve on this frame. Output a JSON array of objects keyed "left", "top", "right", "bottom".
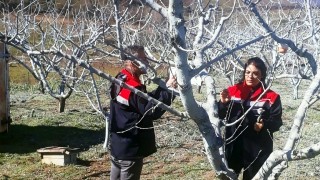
[
  {"left": 218, "top": 101, "right": 230, "bottom": 120},
  {"left": 264, "top": 95, "right": 283, "bottom": 133},
  {"left": 129, "top": 86, "right": 174, "bottom": 120}
]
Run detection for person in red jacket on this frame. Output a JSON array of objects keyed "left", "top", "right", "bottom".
[
  {"left": 219, "top": 57, "right": 282, "bottom": 180},
  {"left": 109, "top": 45, "right": 177, "bottom": 180}
]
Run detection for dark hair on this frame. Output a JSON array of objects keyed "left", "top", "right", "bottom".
[
  {"left": 120, "top": 45, "right": 145, "bottom": 60},
  {"left": 241, "top": 57, "right": 267, "bottom": 83}
]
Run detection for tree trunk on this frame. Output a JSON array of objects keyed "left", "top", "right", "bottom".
[
  {"left": 59, "top": 98, "right": 66, "bottom": 113},
  {"left": 39, "top": 81, "right": 45, "bottom": 94}
]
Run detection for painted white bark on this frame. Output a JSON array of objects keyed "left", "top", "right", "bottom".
[{"left": 253, "top": 67, "right": 320, "bottom": 179}]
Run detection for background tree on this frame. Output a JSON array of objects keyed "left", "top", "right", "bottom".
[{"left": 0, "top": 0, "right": 116, "bottom": 112}]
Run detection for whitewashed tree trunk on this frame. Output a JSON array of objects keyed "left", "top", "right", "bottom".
[{"left": 254, "top": 67, "right": 320, "bottom": 179}]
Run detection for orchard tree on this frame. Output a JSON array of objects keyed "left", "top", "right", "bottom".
[
  {"left": 239, "top": 0, "right": 320, "bottom": 179},
  {"left": 0, "top": 0, "right": 116, "bottom": 112}
]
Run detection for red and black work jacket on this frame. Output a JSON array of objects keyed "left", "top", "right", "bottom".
[
  {"left": 109, "top": 69, "right": 174, "bottom": 160},
  {"left": 218, "top": 82, "right": 282, "bottom": 161}
]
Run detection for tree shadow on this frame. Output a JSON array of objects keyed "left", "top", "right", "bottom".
[{"left": 0, "top": 124, "right": 105, "bottom": 154}]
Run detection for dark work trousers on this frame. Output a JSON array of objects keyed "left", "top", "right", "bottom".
[
  {"left": 110, "top": 156, "right": 143, "bottom": 180},
  {"left": 226, "top": 139, "right": 243, "bottom": 178},
  {"left": 227, "top": 138, "right": 266, "bottom": 180},
  {"left": 243, "top": 152, "right": 268, "bottom": 180}
]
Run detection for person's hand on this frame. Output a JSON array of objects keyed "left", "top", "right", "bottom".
[
  {"left": 220, "top": 89, "right": 230, "bottom": 104},
  {"left": 166, "top": 76, "right": 178, "bottom": 89},
  {"left": 254, "top": 119, "right": 264, "bottom": 132}
]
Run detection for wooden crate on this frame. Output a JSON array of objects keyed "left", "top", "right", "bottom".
[{"left": 37, "top": 146, "right": 80, "bottom": 166}]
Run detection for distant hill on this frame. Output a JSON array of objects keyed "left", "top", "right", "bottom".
[{"left": 2, "top": 0, "right": 319, "bottom": 14}]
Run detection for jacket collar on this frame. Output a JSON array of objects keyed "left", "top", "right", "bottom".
[
  {"left": 115, "top": 69, "right": 142, "bottom": 106},
  {"left": 121, "top": 69, "right": 141, "bottom": 87},
  {"left": 241, "top": 81, "right": 264, "bottom": 100}
]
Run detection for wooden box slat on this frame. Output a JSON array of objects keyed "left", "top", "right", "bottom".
[{"left": 37, "top": 146, "right": 80, "bottom": 166}]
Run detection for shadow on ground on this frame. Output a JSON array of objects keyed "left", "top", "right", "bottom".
[{"left": 0, "top": 124, "right": 104, "bottom": 154}]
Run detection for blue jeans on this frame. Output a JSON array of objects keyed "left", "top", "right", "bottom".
[{"left": 110, "top": 156, "right": 143, "bottom": 180}]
